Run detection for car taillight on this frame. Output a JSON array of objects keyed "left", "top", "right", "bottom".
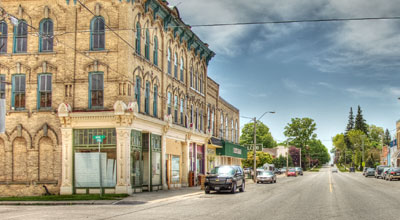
[{"left": 391, "top": 172, "right": 395, "bottom": 174}]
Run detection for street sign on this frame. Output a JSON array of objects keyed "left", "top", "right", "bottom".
[
  {"left": 93, "top": 135, "right": 106, "bottom": 143},
  {"left": 244, "top": 144, "right": 263, "bottom": 151}
]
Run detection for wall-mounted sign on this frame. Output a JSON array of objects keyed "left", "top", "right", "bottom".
[{"left": 233, "top": 148, "right": 242, "bottom": 155}]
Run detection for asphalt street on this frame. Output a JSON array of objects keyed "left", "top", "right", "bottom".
[{"left": 1, "top": 166, "right": 400, "bottom": 220}]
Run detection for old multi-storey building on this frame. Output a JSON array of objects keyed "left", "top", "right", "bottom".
[{"left": 0, "top": 0, "right": 246, "bottom": 196}]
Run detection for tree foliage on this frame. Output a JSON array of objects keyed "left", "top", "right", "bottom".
[
  {"left": 240, "top": 121, "right": 277, "bottom": 149},
  {"left": 242, "top": 151, "right": 273, "bottom": 168},
  {"left": 283, "top": 117, "right": 317, "bottom": 149},
  {"left": 272, "top": 155, "right": 293, "bottom": 168},
  {"left": 354, "top": 105, "right": 368, "bottom": 135}
]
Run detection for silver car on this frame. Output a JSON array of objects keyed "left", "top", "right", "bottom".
[{"left": 256, "top": 171, "right": 276, "bottom": 184}]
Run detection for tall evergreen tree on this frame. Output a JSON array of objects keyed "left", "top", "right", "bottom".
[
  {"left": 345, "top": 107, "right": 354, "bottom": 133},
  {"left": 384, "top": 129, "right": 391, "bottom": 146},
  {"left": 354, "top": 105, "right": 368, "bottom": 134}
]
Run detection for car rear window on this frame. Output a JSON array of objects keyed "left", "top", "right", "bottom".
[{"left": 393, "top": 168, "right": 400, "bottom": 172}]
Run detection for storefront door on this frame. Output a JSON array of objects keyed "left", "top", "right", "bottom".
[{"left": 131, "top": 130, "right": 142, "bottom": 188}]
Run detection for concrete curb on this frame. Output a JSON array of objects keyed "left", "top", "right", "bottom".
[{"left": 0, "top": 200, "right": 118, "bottom": 206}]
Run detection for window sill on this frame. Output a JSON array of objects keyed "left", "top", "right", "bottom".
[
  {"left": 32, "top": 108, "right": 55, "bottom": 113},
  {"left": 8, "top": 109, "right": 28, "bottom": 113},
  {"left": 190, "top": 87, "right": 205, "bottom": 96},
  {"left": 133, "top": 53, "right": 162, "bottom": 72},
  {"left": 85, "top": 50, "right": 110, "bottom": 54}
]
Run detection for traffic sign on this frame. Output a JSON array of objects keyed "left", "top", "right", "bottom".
[{"left": 93, "top": 135, "right": 106, "bottom": 143}]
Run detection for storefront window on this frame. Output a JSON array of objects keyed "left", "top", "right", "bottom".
[
  {"left": 151, "top": 134, "right": 162, "bottom": 186},
  {"left": 171, "top": 156, "right": 180, "bottom": 183},
  {"left": 197, "top": 145, "right": 204, "bottom": 174},
  {"left": 131, "top": 130, "right": 142, "bottom": 188},
  {"left": 189, "top": 143, "right": 195, "bottom": 172},
  {"left": 73, "top": 128, "right": 116, "bottom": 189}
]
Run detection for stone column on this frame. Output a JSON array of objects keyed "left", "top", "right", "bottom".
[
  {"left": 162, "top": 134, "right": 168, "bottom": 190},
  {"left": 115, "top": 128, "right": 132, "bottom": 195},
  {"left": 60, "top": 128, "right": 73, "bottom": 195}
]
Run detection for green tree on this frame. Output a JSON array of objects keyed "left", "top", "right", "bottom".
[
  {"left": 344, "top": 107, "right": 354, "bottom": 151},
  {"left": 384, "top": 129, "right": 391, "bottom": 146},
  {"left": 242, "top": 151, "right": 273, "bottom": 168},
  {"left": 354, "top": 105, "right": 368, "bottom": 135},
  {"left": 309, "top": 139, "right": 331, "bottom": 165},
  {"left": 368, "top": 125, "right": 384, "bottom": 149},
  {"left": 240, "top": 121, "right": 276, "bottom": 148}
]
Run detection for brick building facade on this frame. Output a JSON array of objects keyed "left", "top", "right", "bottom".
[{"left": 0, "top": 0, "right": 244, "bottom": 196}]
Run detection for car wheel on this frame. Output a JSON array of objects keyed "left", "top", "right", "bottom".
[
  {"left": 231, "top": 183, "right": 237, "bottom": 194},
  {"left": 274, "top": 179, "right": 277, "bottom": 183},
  {"left": 205, "top": 190, "right": 210, "bottom": 194},
  {"left": 239, "top": 182, "right": 245, "bottom": 192},
  {"left": 389, "top": 177, "right": 392, "bottom": 181}
]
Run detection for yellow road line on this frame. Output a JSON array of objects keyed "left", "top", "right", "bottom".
[{"left": 328, "top": 170, "right": 333, "bottom": 193}]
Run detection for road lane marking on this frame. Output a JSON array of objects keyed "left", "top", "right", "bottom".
[{"left": 328, "top": 169, "right": 333, "bottom": 193}]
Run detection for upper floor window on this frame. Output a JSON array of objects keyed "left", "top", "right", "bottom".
[
  {"left": 180, "top": 98, "right": 184, "bottom": 125},
  {"left": 180, "top": 57, "right": 184, "bottom": 82},
  {"left": 174, "top": 53, "right": 178, "bottom": 78},
  {"left": 167, "top": 48, "right": 171, "bottom": 74},
  {"left": 220, "top": 113, "right": 223, "bottom": 138},
  {"left": 89, "top": 72, "right": 103, "bottom": 108},
  {"left": 167, "top": 92, "right": 172, "bottom": 115},
  {"left": 190, "top": 105, "right": 193, "bottom": 125},
  {"left": 200, "top": 110, "right": 203, "bottom": 132},
  {"left": 135, "top": 76, "right": 141, "bottom": 112},
  {"left": 195, "top": 108, "right": 198, "bottom": 130},
  {"left": 145, "top": 30, "right": 150, "bottom": 60},
  {"left": 225, "top": 116, "right": 229, "bottom": 140},
  {"left": 0, "top": 21, "right": 7, "bottom": 54},
  {"left": 12, "top": 74, "right": 26, "bottom": 109},
  {"left": 153, "top": 85, "right": 158, "bottom": 117},
  {"left": 190, "top": 67, "right": 193, "bottom": 88},
  {"left": 0, "top": 75, "right": 5, "bottom": 99},
  {"left": 90, "top": 17, "right": 105, "bottom": 51},
  {"left": 211, "top": 110, "right": 215, "bottom": 135},
  {"left": 174, "top": 95, "right": 178, "bottom": 123},
  {"left": 14, "top": 21, "right": 27, "bottom": 53},
  {"left": 135, "top": 22, "right": 141, "bottom": 54},
  {"left": 153, "top": 36, "right": 158, "bottom": 66},
  {"left": 145, "top": 81, "right": 150, "bottom": 114},
  {"left": 195, "top": 71, "right": 198, "bottom": 91},
  {"left": 38, "top": 74, "right": 52, "bottom": 109},
  {"left": 39, "top": 19, "right": 53, "bottom": 52},
  {"left": 199, "top": 73, "right": 203, "bottom": 94}
]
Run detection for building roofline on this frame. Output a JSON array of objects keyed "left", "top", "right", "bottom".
[{"left": 219, "top": 96, "right": 239, "bottom": 112}]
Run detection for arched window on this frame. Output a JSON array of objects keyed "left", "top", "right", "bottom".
[
  {"left": 14, "top": 20, "right": 27, "bottom": 53},
  {"left": 180, "top": 57, "right": 184, "bottom": 82},
  {"left": 220, "top": 112, "right": 223, "bottom": 138},
  {"left": 190, "top": 67, "right": 193, "bottom": 88},
  {"left": 90, "top": 17, "right": 105, "bottom": 51},
  {"left": 39, "top": 19, "right": 53, "bottom": 52},
  {"left": 195, "top": 107, "right": 198, "bottom": 130},
  {"left": 225, "top": 116, "right": 229, "bottom": 140},
  {"left": 200, "top": 109, "right": 203, "bottom": 132},
  {"left": 174, "top": 95, "right": 178, "bottom": 123},
  {"left": 145, "top": 81, "right": 150, "bottom": 114},
  {"left": 153, "top": 85, "right": 158, "bottom": 117},
  {"left": 174, "top": 53, "right": 178, "bottom": 78},
  {"left": 180, "top": 98, "right": 184, "bottom": 125},
  {"left": 145, "top": 30, "right": 150, "bottom": 60},
  {"left": 135, "top": 22, "right": 141, "bottom": 54},
  {"left": 0, "top": 21, "right": 8, "bottom": 54},
  {"left": 135, "top": 76, "right": 141, "bottom": 112},
  {"left": 153, "top": 36, "right": 158, "bottom": 66},
  {"left": 199, "top": 73, "right": 203, "bottom": 94},
  {"left": 211, "top": 110, "right": 215, "bottom": 136},
  {"left": 235, "top": 120, "right": 238, "bottom": 143},
  {"left": 167, "top": 48, "right": 172, "bottom": 74},
  {"left": 231, "top": 120, "right": 234, "bottom": 142},
  {"left": 195, "top": 70, "right": 198, "bottom": 90},
  {"left": 167, "top": 92, "right": 172, "bottom": 115}
]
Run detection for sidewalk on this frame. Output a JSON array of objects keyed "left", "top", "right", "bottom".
[{"left": 0, "top": 200, "right": 117, "bottom": 206}]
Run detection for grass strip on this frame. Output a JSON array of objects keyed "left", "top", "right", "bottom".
[{"left": 0, "top": 194, "right": 128, "bottom": 201}]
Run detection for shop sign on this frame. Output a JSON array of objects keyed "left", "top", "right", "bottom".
[
  {"left": 207, "top": 148, "right": 216, "bottom": 155},
  {"left": 233, "top": 147, "right": 242, "bottom": 155}
]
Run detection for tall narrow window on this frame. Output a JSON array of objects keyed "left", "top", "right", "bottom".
[
  {"left": 153, "top": 36, "right": 158, "bottom": 66},
  {"left": 200, "top": 110, "right": 203, "bottom": 132},
  {"left": 225, "top": 116, "right": 229, "bottom": 140},
  {"left": 167, "top": 92, "right": 172, "bottom": 115},
  {"left": 39, "top": 19, "right": 53, "bottom": 52},
  {"left": 190, "top": 105, "right": 193, "bottom": 125},
  {"left": 180, "top": 57, "right": 184, "bottom": 82},
  {"left": 174, "top": 95, "right": 178, "bottom": 123},
  {"left": 220, "top": 113, "right": 223, "bottom": 138},
  {"left": 0, "top": 75, "right": 5, "bottom": 99},
  {"left": 145, "top": 30, "right": 150, "bottom": 60},
  {"left": 89, "top": 72, "right": 103, "bottom": 108},
  {"left": 145, "top": 81, "right": 150, "bottom": 114},
  {"left": 211, "top": 110, "right": 214, "bottom": 136},
  {"left": 14, "top": 21, "right": 27, "bottom": 53},
  {"left": 190, "top": 67, "right": 193, "bottom": 88},
  {"left": 174, "top": 53, "right": 178, "bottom": 78},
  {"left": 136, "top": 22, "right": 141, "bottom": 54},
  {"left": 0, "top": 22, "right": 8, "bottom": 54},
  {"left": 180, "top": 98, "right": 184, "bottom": 125},
  {"left": 135, "top": 76, "right": 141, "bottom": 112},
  {"left": 195, "top": 108, "right": 198, "bottom": 130},
  {"left": 207, "top": 107, "right": 210, "bottom": 130},
  {"left": 167, "top": 48, "right": 171, "bottom": 74},
  {"left": 90, "top": 17, "right": 105, "bottom": 51},
  {"left": 231, "top": 120, "right": 234, "bottom": 142},
  {"left": 38, "top": 74, "right": 52, "bottom": 109},
  {"left": 153, "top": 85, "right": 158, "bottom": 117},
  {"left": 199, "top": 73, "right": 203, "bottom": 94},
  {"left": 195, "top": 71, "right": 198, "bottom": 90},
  {"left": 12, "top": 75, "right": 26, "bottom": 109}
]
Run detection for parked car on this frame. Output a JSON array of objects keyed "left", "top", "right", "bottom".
[
  {"left": 280, "top": 167, "right": 287, "bottom": 173},
  {"left": 332, "top": 168, "right": 338, "bottom": 173},
  {"left": 295, "top": 167, "right": 303, "bottom": 176},
  {"left": 274, "top": 168, "right": 281, "bottom": 175},
  {"left": 365, "top": 168, "right": 375, "bottom": 177},
  {"left": 386, "top": 167, "right": 400, "bottom": 181},
  {"left": 256, "top": 170, "right": 276, "bottom": 184},
  {"left": 287, "top": 168, "right": 297, "bottom": 177},
  {"left": 375, "top": 165, "right": 389, "bottom": 179},
  {"left": 362, "top": 167, "right": 369, "bottom": 176},
  {"left": 381, "top": 168, "right": 391, "bottom": 180},
  {"left": 204, "top": 165, "right": 245, "bottom": 194}
]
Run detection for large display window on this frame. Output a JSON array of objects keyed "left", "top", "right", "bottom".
[
  {"left": 171, "top": 156, "right": 180, "bottom": 184},
  {"left": 73, "top": 129, "right": 117, "bottom": 190},
  {"left": 131, "top": 130, "right": 142, "bottom": 188}
]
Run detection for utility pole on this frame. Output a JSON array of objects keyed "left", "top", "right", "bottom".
[
  {"left": 253, "top": 117, "right": 257, "bottom": 183},
  {"left": 362, "top": 136, "right": 365, "bottom": 169},
  {"left": 299, "top": 148, "right": 302, "bottom": 168}
]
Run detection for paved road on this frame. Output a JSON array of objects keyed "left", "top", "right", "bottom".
[{"left": 1, "top": 166, "right": 400, "bottom": 220}]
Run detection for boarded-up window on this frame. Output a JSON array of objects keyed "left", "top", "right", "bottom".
[
  {"left": 0, "top": 138, "right": 5, "bottom": 181},
  {"left": 13, "top": 137, "right": 27, "bottom": 181},
  {"left": 39, "top": 137, "right": 53, "bottom": 181}
]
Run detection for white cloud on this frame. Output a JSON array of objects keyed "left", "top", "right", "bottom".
[{"left": 282, "top": 78, "right": 313, "bottom": 95}]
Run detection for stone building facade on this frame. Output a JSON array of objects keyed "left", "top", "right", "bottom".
[{"left": 0, "top": 0, "right": 244, "bottom": 196}]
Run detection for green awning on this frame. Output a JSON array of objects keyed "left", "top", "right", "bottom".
[{"left": 216, "top": 140, "right": 248, "bottom": 159}]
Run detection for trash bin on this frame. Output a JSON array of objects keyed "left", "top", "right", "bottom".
[{"left": 198, "top": 174, "right": 205, "bottom": 190}]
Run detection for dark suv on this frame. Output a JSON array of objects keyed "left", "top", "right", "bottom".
[
  {"left": 375, "top": 165, "right": 389, "bottom": 179},
  {"left": 204, "top": 165, "right": 245, "bottom": 194}
]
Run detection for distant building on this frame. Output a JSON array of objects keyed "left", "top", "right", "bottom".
[{"left": 262, "top": 146, "right": 289, "bottom": 158}]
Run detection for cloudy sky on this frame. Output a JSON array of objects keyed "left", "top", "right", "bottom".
[{"left": 169, "top": 0, "right": 400, "bottom": 153}]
